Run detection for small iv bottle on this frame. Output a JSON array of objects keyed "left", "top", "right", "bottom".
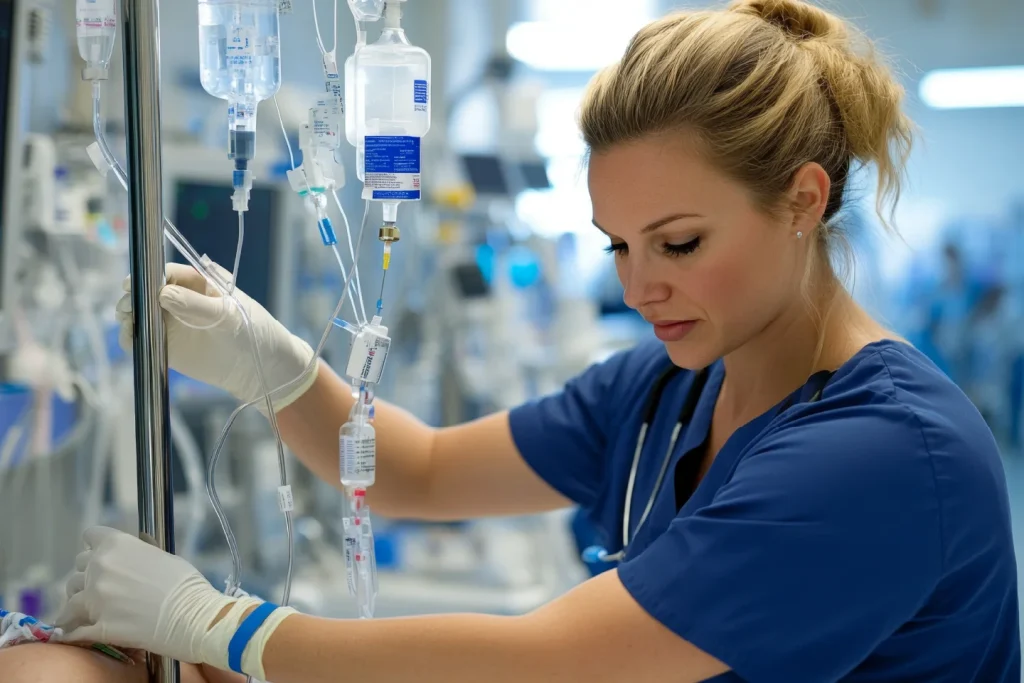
[
  {"left": 340, "top": 403, "right": 376, "bottom": 489},
  {"left": 76, "top": 0, "right": 117, "bottom": 80},
  {"left": 197, "top": 0, "right": 282, "bottom": 165},
  {"left": 352, "top": 0, "right": 431, "bottom": 209}
]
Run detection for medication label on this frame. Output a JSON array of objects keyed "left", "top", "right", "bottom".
[
  {"left": 227, "top": 26, "right": 256, "bottom": 66},
  {"left": 77, "top": 0, "right": 116, "bottom": 28},
  {"left": 362, "top": 136, "right": 421, "bottom": 201},
  {"left": 414, "top": 80, "right": 429, "bottom": 113}
]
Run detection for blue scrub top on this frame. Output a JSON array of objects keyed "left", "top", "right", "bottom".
[{"left": 509, "top": 339, "right": 1020, "bottom": 683}]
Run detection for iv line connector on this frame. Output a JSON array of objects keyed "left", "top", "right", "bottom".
[{"left": 378, "top": 222, "right": 400, "bottom": 243}]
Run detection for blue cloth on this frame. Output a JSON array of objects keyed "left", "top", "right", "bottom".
[{"left": 509, "top": 339, "right": 1019, "bottom": 683}]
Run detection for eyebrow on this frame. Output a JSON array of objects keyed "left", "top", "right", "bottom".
[{"left": 591, "top": 213, "right": 704, "bottom": 235}]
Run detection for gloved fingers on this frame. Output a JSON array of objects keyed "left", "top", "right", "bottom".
[
  {"left": 115, "top": 293, "right": 132, "bottom": 318},
  {"left": 53, "top": 593, "right": 91, "bottom": 633},
  {"left": 57, "top": 623, "right": 104, "bottom": 645},
  {"left": 65, "top": 571, "right": 86, "bottom": 598},
  {"left": 83, "top": 526, "right": 120, "bottom": 550},
  {"left": 160, "top": 284, "right": 234, "bottom": 328},
  {"left": 118, "top": 322, "right": 134, "bottom": 354},
  {"left": 166, "top": 262, "right": 215, "bottom": 293},
  {"left": 122, "top": 263, "right": 213, "bottom": 295},
  {"left": 75, "top": 549, "right": 92, "bottom": 572}
]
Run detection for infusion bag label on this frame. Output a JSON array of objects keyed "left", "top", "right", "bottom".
[
  {"left": 414, "top": 80, "right": 429, "bottom": 112},
  {"left": 362, "top": 136, "right": 421, "bottom": 201},
  {"left": 227, "top": 26, "right": 256, "bottom": 66},
  {"left": 76, "top": 0, "right": 116, "bottom": 28}
]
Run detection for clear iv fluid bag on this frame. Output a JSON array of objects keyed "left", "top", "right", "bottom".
[
  {"left": 352, "top": 25, "right": 431, "bottom": 185},
  {"left": 76, "top": 0, "right": 117, "bottom": 77},
  {"left": 198, "top": 0, "right": 282, "bottom": 124}
]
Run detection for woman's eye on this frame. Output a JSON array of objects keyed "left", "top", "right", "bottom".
[
  {"left": 663, "top": 237, "right": 701, "bottom": 257},
  {"left": 604, "top": 242, "right": 628, "bottom": 256}
]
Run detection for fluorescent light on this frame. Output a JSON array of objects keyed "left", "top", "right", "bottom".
[
  {"left": 919, "top": 66, "right": 1024, "bottom": 109},
  {"left": 506, "top": 20, "right": 644, "bottom": 72}
]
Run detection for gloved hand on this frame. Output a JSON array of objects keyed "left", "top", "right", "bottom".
[
  {"left": 57, "top": 527, "right": 297, "bottom": 678},
  {"left": 116, "top": 261, "right": 316, "bottom": 412},
  {"left": 55, "top": 527, "right": 234, "bottom": 664}
]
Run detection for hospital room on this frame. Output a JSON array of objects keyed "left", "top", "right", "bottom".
[{"left": 0, "top": 0, "right": 1022, "bottom": 681}]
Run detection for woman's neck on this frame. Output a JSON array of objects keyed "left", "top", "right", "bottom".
[{"left": 717, "top": 286, "right": 886, "bottom": 424}]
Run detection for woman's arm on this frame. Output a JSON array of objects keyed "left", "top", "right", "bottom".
[
  {"left": 259, "top": 570, "right": 728, "bottom": 683},
  {"left": 275, "top": 361, "right": 571, "bottom": 520}
]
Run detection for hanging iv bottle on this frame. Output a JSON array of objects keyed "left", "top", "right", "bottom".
[
  {"left": 352, "top": 0, "right": 431, "bottom": 212},
  {"left": 76, "top": 0, "right": 117, "bottom": 80},
  {"left": 197, "top": 0, "right": 282, "bottom": 166},
  {"left": 340, "top": 403, "right": 376, "bottom": 489}
]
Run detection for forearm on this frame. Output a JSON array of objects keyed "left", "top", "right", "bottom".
[
  {"left": 262, "top": 612, "right": 557, "bottom": 683},
  {"left": 275, "top": 360, "right": 438, "bottom": 517},
  {"left": 250, "top": 570, "right": 724, "bottom": 683}
]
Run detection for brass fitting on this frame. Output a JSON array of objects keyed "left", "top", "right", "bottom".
[{"left": 378, "top": 222, "right": 401, "bottom": 242}]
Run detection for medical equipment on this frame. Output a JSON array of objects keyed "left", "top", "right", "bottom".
[
  {"left": 581, "top": 366, "right": 836, "bottom": 565},
  {"left": 80, "top": 8, "right": 300, "bottom": 645},
  {"left": 197, "top": 0, "right": 282, "bottom": 302},
  {"left": 343, "top": 0, "right": 385, "bottom": 146},
  {"left": 75, "top": 0, "right": 116, "bottom": 80},
  {"left": 351, "top": 0, "right": 430, "bottom": 229},
  {"left": 580, "top": 365, "right": 709, "bottom": 564}
]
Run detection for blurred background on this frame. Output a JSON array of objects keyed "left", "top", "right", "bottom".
[{"left": 0, "top": 0, "right": 1022, "bottom": 643}]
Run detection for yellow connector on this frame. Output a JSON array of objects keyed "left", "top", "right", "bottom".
[{"left": 382, "top": 243, "right": 392, "bottom": 270}]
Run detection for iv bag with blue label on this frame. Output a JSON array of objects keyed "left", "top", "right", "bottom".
[{"left": 352, "top": 0, "right": 431, "bottom": 210}]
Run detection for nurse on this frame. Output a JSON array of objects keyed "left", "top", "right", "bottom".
[{"left": 60, "top": 1, "right": 1019, "bottom": 681}]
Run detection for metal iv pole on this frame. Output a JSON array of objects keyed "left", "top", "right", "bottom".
[{"left": 121, "top": 0, "right": 179, "bottom": 680}]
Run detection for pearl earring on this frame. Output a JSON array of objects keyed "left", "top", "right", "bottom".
[{"left": 796, "top": 231, "right": 804, "bottom": 240}]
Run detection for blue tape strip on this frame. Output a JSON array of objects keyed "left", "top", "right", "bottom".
[{"left": 227, "top": 601, "right": 278, "bottom": 674}]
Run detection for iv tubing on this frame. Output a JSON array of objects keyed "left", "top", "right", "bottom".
[
  {"left": 230, "top": 211, "right": 244, "bottom": 295},
  {"left": 311, "top": 0, "right": 338, "bottom": 55},
  {"left": 208, "top": 199, "right": 372, "bottom": 598},
  {"left": 92, "top": 79, "right": 294, "bottom": 603},
  {"left": 269, "top": 95, "right": 363, "bottom": 325},
  {"left": 332, "top": 189, "right": 368, "bottom": 323}
]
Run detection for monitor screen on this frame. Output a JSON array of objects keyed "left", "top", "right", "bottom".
[
  {"left": 519, "top": 161, "right": 550, "bottom": 190},
  {"left": 171, "top": 181, "right": 278, "bottom": 314},
  {"left": 460, "top": 154, "right": 509, "bottom": 197}
]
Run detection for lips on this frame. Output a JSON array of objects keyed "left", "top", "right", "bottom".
[{"left": 650, "top": 320, "right": 697, "bottom": 342}]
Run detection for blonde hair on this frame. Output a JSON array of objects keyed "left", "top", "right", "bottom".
[
  {"left": 579, "top": 0, "right": 914, "bottom": 358},
  {"left": 581, "top": 0, "right": 912, "bottom": 236}
]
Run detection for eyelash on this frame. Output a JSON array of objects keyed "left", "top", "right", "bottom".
[{"left": 604, "top": 237, "right": 702, "bottom": 258}]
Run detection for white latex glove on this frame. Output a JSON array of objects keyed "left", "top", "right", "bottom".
[
  {"left": 55, "top": 527, "right": 234, "bottom": 663},
  {"left": 116, "top": 262, "right": 316, "bottom": 412}
]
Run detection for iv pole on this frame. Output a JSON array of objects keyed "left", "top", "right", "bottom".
[{"left": 121, "top": 0, "right": 179, "bottom": 681}]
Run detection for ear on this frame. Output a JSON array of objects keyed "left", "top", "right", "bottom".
[{"left": 787, "top": 162, "right": 830, "bottom": 234}]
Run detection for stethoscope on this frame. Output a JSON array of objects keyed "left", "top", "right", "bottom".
[
  {"left": 581, "top": 364, "right": 833, "bottom": 564},
  {"left": 582, "top": 364, "right": 709, "bottom": 564}
]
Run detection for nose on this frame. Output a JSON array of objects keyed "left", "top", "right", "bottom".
[{"left": 620, "top": 258, "right": 670, "bottom": 311}]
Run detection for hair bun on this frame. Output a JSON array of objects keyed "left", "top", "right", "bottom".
[{"left": 729, "top": 0, "right": 844, "bottom": 41}]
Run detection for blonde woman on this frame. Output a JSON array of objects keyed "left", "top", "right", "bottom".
[{"left": 52, "top": 1, "right": 1019, "bottom": 681}]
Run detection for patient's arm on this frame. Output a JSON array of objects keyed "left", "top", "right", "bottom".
[{"left": 0, "top": 643, "right": 242, "bottom": 683}]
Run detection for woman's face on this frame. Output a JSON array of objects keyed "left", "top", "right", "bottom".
[{"left": 588, "top": 135, "right": 808, "bottom": 369}]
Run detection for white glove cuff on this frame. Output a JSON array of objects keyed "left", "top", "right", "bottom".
[
  {"left": 198, "top": 596, "right": 263, "bottom": 670},
  {"left": 253, "top": 349, "right": 320, "bottom": 416}
]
